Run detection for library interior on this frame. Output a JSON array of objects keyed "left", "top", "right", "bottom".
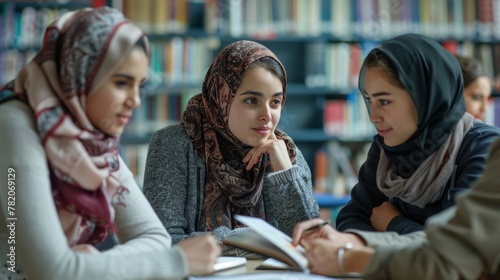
[{"left": 2, "top": 0, "right": 500, "bottom": 220}]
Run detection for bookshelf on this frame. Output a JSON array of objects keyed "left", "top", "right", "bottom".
[
  {"left": 0, "top": 1, "right": 104, "bottom": 86},
  {"left": 115, "top": 0, "right": 500, "bottom": 210},
  {"left": 4, "top": 0, "right": 500, "bottom": 209}
]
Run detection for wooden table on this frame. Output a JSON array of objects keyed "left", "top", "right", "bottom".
[{"left": 210, "top": 259, "right": 364, "bottom": 279}]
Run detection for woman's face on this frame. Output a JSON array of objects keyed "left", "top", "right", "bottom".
[
  {"left": 228, "top": 66, "right": 284, "bottom": 147},
  {"left": 463, "top": 76, "right": 491, "bottom": 120},
  {"left": 85, "top": 47, "right": 149, "bottom": 136},
  {"left": 363, "top": 67, "right": 419, "bottom": 147}
]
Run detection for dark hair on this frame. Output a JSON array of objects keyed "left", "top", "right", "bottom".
[
  {"left": 248, "top": 56, "right": 286, "bottom": 89},
  {"left": 363, "top": 49, "right": 405, "bottom": 89},
  {"left": 133, "top": 36, "right": 148, "bottom": 54},
  {"left": 454, "top": 54, "right": 487, "bottom": 87}
]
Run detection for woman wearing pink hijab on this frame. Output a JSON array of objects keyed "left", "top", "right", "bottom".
[{"left": 0, "top": 7, "right": 219, "bottom": 280}]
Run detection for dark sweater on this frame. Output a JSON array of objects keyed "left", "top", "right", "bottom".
[{"left": 336, "top": 120, "right": 500, "bottom": 234}]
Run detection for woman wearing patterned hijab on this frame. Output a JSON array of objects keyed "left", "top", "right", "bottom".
[
  {"left": 332, "top": 34, "right": 500, "bottom": 237},
  {"left": 143, "top": 40, "right": 319, "bottom": 255},
  {"left": 0, "top": 7, "right": 219, "bottom": 279}
]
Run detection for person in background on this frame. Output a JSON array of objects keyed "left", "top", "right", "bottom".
[
  {"left": 143, "top": 40, "right": 319, "bottom": 256},
  {"left": 292, "top": 136, "right": 500, "bottom": 279},
  {"left": 334, "top": 33, "right": 500, "bottom": 238},
  {"left": 455, "top": 54, "right": 492, "bottom": 121},
  {"left": 0, "top": 7, "right": 219, "bottom": 280}
]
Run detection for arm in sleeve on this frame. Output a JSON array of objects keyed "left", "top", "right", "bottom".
[
  {"left": 336, "top": 142, "right": 388, "bottom": 232},
  {"left": 346, "top": 229, "right": 427, "bottom": 248},
  {"left": 0, "top": 100, "right": 189, "bottom": 280},
  {"left": 262, "top": 148, "right": 320, "bottom": 236},
  {"left": 143, "top": 126, "right": 204, "bottom": 243},
  {"left": 386, "top": 215, "right": 424, "bottom": 233},
  {"left": 364, "top": 139, "right": 500, "bottom": 280},
  {"left": 441, "top": 123, "right": 500, "bottom": 209},
  {"left": 142, "top": 126, "right": 275, "bottom": 257}
]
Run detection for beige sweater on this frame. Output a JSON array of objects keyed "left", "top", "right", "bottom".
[
  {"left": 364, "top": 138, "right": 500, "bottom": 280},
  {"left": 0, "top": 100, "right": 189, "bottom": 280}
]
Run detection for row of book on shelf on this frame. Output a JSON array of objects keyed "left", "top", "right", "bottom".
[
  {"left": 3, "top": 0, "right": 500, "bottom": 43},
  {"left": 205, "top": 0, "right": 500, "bottom": 41},
  {"left": 122, "top": 89, "right": 198, "bottom": 137},
  {"left": 148, "top": 37, "right": 213, "bottom": 86},
  {"left": 6, "top": 0, "right": 496, "bottom": 46},
  {"left": 119, "top": 90, "right": 198, "bottom": 187},
  {"left": 79, "top": 0, "right": 500, "bottom": 41},
  {"left": 119, "top": 0, "right": 189, "bottom": 34},
  {"left": 313, "top": 141, "right": 370, "bottom": 197},
  {"left": 0, "top": 5, "right": 66, "bottom": 49},
  {"left": 306, "top": 39, "right": 500, "bottom": 91},
  {"left": 4, "top": 2, "right": 500, "bottom": 90}
]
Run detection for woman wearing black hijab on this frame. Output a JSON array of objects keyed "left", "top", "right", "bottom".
[
  {"left": 289, "top": 34, "right": 500, "bottom": 279},
  {"left": 332, "top": 34, "right": 500, "bottom": 235}
]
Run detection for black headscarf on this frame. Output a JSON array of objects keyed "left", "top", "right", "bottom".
[{"left": 359, "top": 34, "right": 466, "bottom": 177}]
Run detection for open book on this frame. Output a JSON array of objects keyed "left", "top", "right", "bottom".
[{"left": 222, "top": 215, "right": 309, "bottom": 273}]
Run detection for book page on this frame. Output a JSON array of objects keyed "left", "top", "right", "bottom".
[
  {"left": 223, "top": 231, "right": 299, "bottom": 269},
  {"left": 256, "top": 258, "right": 294, "bottom": 270},
  {"left": 213, "top": 257, "right": 247, "bottom": 272},
  {"left": 234, "top": 215, "right": 309, "bottom": 273}
]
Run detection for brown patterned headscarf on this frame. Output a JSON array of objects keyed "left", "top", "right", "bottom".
[
  {"left": 182, "top": 40, "right": 296, "bottom": 231},
  {"left": 0, "top": 7, "right": 148, "bottom": 245}
]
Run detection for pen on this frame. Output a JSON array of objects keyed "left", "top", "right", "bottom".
[
  {"left": 303, "top": 220, "right": 331, "bottom": 233},
  {"left": 298, "top": 220, "right": 331, "bottom": 250}
]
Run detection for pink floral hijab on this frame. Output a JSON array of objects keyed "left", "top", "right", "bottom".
[{"left": 0, "top": 7, "right": 148, "bottom": 245}]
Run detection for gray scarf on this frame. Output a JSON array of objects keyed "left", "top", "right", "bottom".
[{"left": 376, "top": 113, "right": 475, "bottom": 208}]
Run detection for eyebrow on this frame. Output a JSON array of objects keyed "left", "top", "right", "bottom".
[
  {"left": 363, "top": 91, "right": 392, "bottom": 98},
  {"left": 239, "top": 91, "right": 283, "bottom": 97},
  {"left": 113, "top": 73, "right": 148, "bottom": 83},
  {"left": 113, "top": 73, "right": 134, "bottom": 80}
]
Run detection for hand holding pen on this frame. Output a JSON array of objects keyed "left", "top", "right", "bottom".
[
  {"left": 291, "top": 218, "right": 366, "bottom": 248},
  {"left": 295, "top": 220, "right": 331, "bottom": 249},
  {"left": 303, "top": 220, "right": 331, "bottom": 233},
  {"left": 291, "top": 219, "right": 333, "bottom": 247}
]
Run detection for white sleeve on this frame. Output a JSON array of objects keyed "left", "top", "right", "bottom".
[{"left": 0, "top": 100, "right": 189, "bottom": 280}]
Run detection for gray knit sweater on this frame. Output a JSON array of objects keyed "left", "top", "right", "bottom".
[{"left": 143, "top": 124, "right": 320, "bottom": 256}]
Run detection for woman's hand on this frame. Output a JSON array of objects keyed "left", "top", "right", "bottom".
[
  {"left": 178, "top": 235, "right": 221, "bottom": 275},
  {"left": 242, "top": 132, "right": 292, "bottom": 171},
  {"left": 291, "top": 218, "right": 366, "bottom": 247},
  {"left": 304, "top": 238, "right": 374, "bottom": 276},
  {"left": 370, "top": 201, "right": 402, "bottom": 232}
]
